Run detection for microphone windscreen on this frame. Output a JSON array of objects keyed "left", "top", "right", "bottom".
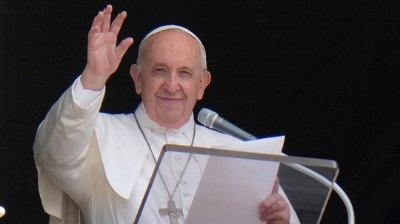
[{"left": 197, "top": 108, "right": 218, "bottom": 127}]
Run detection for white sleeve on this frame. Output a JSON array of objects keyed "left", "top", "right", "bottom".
[
  {"left": 34, "top": 76, "right": 106, "bottom": 214},
  {"left": 73, "top": 76, "right": 105, "bottom": 108}
]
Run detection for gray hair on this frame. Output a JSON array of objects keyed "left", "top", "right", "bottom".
[{"left": 136, "top": 25, "right": 207, "bottom": 72}]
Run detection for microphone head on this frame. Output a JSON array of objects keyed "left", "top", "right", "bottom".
[{"left": 197, "top": 108, "right": 218, "bottom": 128}]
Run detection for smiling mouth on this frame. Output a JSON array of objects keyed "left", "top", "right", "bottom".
[{"left": 158, "top": 96, "right": 183, "bottom": 102}]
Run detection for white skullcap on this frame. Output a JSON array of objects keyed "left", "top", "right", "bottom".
[{"left": 141, "top": 25, "right": 205, "bottom": 51}]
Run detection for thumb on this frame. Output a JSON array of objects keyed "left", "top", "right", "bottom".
[
  {"left": 272, "top": 177, "right": 280, "bottom": 194},
  {"left": 116, "top": 37, "right": 134, "bottom": 60}
]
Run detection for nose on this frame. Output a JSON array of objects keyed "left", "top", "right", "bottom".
[{"left": 164, "top": 72, "right": 181, "bottom": 93}]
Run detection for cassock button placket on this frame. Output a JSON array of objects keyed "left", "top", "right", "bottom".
[
  {"left": 166, "top": 130, "right": 175, "bottom": 144},
  {"left": 134, "top": 114, "right": 197, "bottom": 224},
  {"left": 179, "top": 179, "right": 188, "bottom": 185}
]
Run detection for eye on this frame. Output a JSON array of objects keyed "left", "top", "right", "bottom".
[
  {"left": 153, "top": 67, "right": 168, "bottom": 76},
  {"left": 179, "top": 70, "right": 193, "bottom": 79}
]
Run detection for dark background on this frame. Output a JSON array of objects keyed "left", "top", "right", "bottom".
[{"left": 1, "top": 0, "right": 400, "bottom": 223}]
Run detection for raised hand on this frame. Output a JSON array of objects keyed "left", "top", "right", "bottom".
[
  {"left": 259, "top": 178, "right": 291, "bottom": 224},
  {"left": 81, "top": 5, "right": 134, "bottom": 90}
]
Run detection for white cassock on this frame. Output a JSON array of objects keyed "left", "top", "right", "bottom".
[{"left": 33, "top": 77, "right": 299, "bottom": 224}]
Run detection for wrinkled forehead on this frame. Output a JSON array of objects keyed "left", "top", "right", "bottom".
[{"left": 140, "top": 25, "right": 205, "bottom": 51}]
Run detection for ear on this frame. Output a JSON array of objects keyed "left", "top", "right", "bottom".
[
  {"left": 130, "top": 64, "right": 142, "bottom": 95},
  {"left": 197, "top": 71, "right": 211, "bottom": 100}
]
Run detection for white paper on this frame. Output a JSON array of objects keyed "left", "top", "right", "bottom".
[{"left": 185, "top": 136, "right": 285, "bottom": 224}]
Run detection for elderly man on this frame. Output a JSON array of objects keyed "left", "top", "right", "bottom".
[{"left": 34, "top": 5, "right": 299, "bottom": 224}]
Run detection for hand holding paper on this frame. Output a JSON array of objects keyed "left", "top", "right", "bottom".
[
  {"left": 185, "top": 136, "right": 293, "bottom": 224},
  {"left": 259, "top": 178, "right": 291, "bottom": 224}
]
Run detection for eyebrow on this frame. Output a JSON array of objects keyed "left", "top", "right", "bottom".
[
  {"left": 180, "top": 66, "right": 195, "bottom": 73},
  {"left": 152, "top": 63, "right": 168, "bottom": 68},
  {"left": 152, "top": 63, "right": 195, "bottom": 73}
]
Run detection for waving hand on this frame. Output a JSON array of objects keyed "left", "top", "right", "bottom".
[{"left": 81, "top": 5, "right": 134, "bottom": 90}]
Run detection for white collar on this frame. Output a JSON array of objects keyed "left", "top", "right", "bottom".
[{"left": 134, "top": 103, "right": 195, "bottom": 134}]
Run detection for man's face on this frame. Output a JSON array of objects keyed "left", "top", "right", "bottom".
[{"left": 131, "top": 30, "right": 211, "bottom": 129}]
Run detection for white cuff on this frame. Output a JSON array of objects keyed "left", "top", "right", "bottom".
[{"left": 72, "top": 76, "right": 105, "bottom": 108}]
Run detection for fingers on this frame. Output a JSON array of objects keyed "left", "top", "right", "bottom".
[
  {"left": 88, "top": 11, "right": 103, "bottom": 39},
  {"left": 110, "top": 11, "right": 128, "bottom": 35},
  {"left": 260, "top": 193, "right": 290, "bottom": 223},
  {"left": 101, "top": 5, "right": 113, "bottom": 31},
  {"left": 116, "top": 37, "right": 134, "bottom": 59},
  {"left": 89, "top": 5, "right": 125, "bottom": 38},
  {"left": 260, "top": 193, "right": 282, "bottom": 213},
  {"left": 264, "top": 211, "right": 290, "bottom": 224},
  {"left": 272, "top": 177, "right": 280, "bottom": 194},
  {"left": 260, "top": 196, "right": 287, "bottom": 216},
  {"left": 88, "top": 5, "right": 132, "bottom": 47}
]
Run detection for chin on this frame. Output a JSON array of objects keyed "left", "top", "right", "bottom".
[{"left": 160, "top": 115, "right": 189, "bottom": 128}]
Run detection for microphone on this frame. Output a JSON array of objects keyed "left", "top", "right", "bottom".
[{"left": 197, "top": 108, "right": 257, "bottom": 141}]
